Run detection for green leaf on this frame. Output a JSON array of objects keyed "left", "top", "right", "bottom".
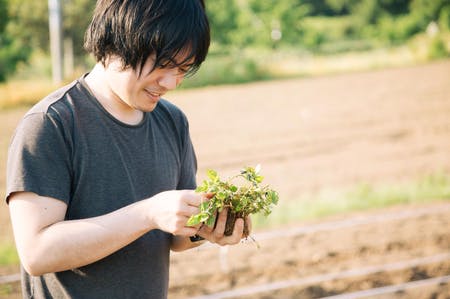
[
  {"left": 268, "top": 190, "right": 279, "bottom": 204},
  {"left": 199, "top": 213, "right": 210, "bottom": 223},
  {"left": 199, "top": 201, "right": 210, "bottom": 212},
  {"left": 189, "top": 165, "right": 278, "bottom": 228},
  {"left": 187, "top": 211, "right": 211, "bottom": 226},
  {"left": 255, "top": 175, "right": 264, "bottom": 183},
  {"left": 196, "top": 185, "right": 207, "bottom": 193},
  {"left": 207, "top": 169, "right": 218, "bottom": 181},
  {"left": 206, "top": 213, "right": 217, "bottom": 227},
  {"left": 187, "top": 214, "right": 203, "bottom": 226}
]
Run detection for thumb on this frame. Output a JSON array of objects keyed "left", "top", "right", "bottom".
[{"left": 204, "top": 192, "right": 215, "bottom": 199}]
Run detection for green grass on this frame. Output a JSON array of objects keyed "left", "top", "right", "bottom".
[
  {"left": 0, "top": 286, "right": 13, "bottom": 296},
  {"left": 252, "top": 172, "right": 450, "bottom": 230},
  {"left": 2, "top": 32, "right": 449, "bottom": 110},
  {"left": 0, "top": 242, "right": 19, "bottom": 266},
  {"left": 0, "top": 78, "right": 57, "bottom": 110},
  {"left": 0, "top": 173, "right": 449, "bottom": 266}
]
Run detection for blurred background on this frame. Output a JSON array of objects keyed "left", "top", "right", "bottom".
[
  {"left": 1, "top": 0, "right": 450, "bottom": 298},
  {"left": 1, "top": 0, "right": 450, "bottom": 107}
]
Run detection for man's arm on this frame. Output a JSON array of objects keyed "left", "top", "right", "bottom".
[{"left": 8, "top": 190, "right": 202, "bottom": 276}]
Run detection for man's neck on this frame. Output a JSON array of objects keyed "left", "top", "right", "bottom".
[{"left": 84, "top": 64, "right": 144, "bottom": 125}]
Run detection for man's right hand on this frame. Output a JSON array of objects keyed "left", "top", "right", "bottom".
[{"left": 147, "top": 190, "right": 205, "bottom": 236}]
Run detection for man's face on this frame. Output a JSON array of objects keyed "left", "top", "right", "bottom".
[{"left": 105, "top": 54, "right": 190, "bottom": 112}]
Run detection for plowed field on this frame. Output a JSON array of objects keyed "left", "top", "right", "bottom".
[
  {"left": 168, "top": 60, "right": 450, "bottom": 299},
  {"left": 170, "top": 203, "right": 450, "bottom": 298},
  {"left": 1, "top": 60, "right": 450, "bottom": 299}
]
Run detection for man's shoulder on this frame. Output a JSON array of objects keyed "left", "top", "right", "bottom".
[
  {"left": 157, "top": 98, "right": 183, "bottom": 113},
  {"left": 26, "top": 78, "right": 84, "bottom": 117},
  {"left": 156, "top": 99, "right": 189, "bottom": 125}
]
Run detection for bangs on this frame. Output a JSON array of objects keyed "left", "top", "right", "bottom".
[
  {"left": 85, "top": 0, "right": 210, "bottom": 76},
  {"left": 139, "top": 0, "right": 210, "bottom": 76}
]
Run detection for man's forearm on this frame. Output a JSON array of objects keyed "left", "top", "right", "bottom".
[
  {"left": 12, "top": 198, "right": 152, "bottom": 276},
  {"left": 171, "top": 235, "right": 205, "bottom": 251}
]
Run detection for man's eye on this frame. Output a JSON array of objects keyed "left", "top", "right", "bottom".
[{"left": 178, "top": 67, "right": 189, "bottom": 74}]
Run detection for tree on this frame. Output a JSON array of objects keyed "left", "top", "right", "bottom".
[
  {"left": 0, "top": 0, "right": 8, "bottom": 32},
  {"left": 63, "top": 0, "right": 96, "bottom": 59},
  {"left": 6, "top": 0, "right": 96, "bottom": 69},
  {"left": 325, "top": 0, "right": 357, "bottom": 15},
  {"left": 248, "top": 0, "right": 308, "bottom": 47},
  {"left": 205, "top": 0, "right": 240, "bottom": 46},
  {"left": 0, "top": 0, "right": 32, "bottom": 82},
  {"left": 7, "top": 0, "right": 49, "bottom": 51},
  {"left": 410, "top": 0, "right": 449, "bottom": 22}
]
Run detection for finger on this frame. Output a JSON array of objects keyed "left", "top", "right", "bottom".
[
  {"left": 204, "top": 192, "right": 215, "bottom": 199},
  {"left": 213, "top": 208, "right": 228, "bottom": 238},
  {"left": 229, "top": 218, "right": 244, "bottom": 243},
  {"left": 200, "top": 218, "right": 214, "bottom": 233},
  {"left": 245, "top": 216, "right": 252, "bottom": 236},
  {"left": 188, "top": 223, "right": 203, "bottom": 231},
  {"left": 189, "top": 192, "right": 212, "bottom": 207},
  {"left": 179, "top": 204, "right": 200, "bottom": 218},
  {"left": 215, "top": 217, "right": 244, "bottom": 246},
  {"left": 181, "top": 190, "right": 203, "bottom": 207}
]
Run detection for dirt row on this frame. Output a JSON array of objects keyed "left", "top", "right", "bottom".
[
  {"left": 171, "top": 60, "right": 450, "bottom": 198},
  {"left": 2, "top": 203, "right": 448, "bottom": 299},
  {"left": 169, "top": 203, "right": 450, "bottom": 299},
  {"left": 1, "top": 60, "right": 450, "bottom": 299}
]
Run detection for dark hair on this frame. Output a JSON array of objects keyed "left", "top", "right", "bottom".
[{"left": 84, "top": 0, "right": 210, "bottom": 76}]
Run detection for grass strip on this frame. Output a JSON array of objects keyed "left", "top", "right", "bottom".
[
  {"left": 253, "top": 172, "right": 450, "bottom": 229},
  {"left": 1, "top": 173, "right": 449, "bottom": 266}
]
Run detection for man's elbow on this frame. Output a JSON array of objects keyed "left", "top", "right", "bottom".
[{"left": 20, "top": 251, "right": 52, "bottom": 276}]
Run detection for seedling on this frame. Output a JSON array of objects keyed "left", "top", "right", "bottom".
[{"left": 187, "top": 165, "right": 279, "bottom": 237}]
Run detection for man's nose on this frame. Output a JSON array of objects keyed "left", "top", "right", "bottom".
[{"left": 157, "top": 70, "right": 180, "bottom": 90}]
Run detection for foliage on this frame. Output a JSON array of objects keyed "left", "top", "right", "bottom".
[
  {"left": 7, "top": 0, "right": 49, "bottom": 51},
  {"left": 377, "top": 14, "right": 425, "bottom": 44},
  {"left": 439, "top": 5, "right": 450, "bottom": 31},
  {"left": 248, "top": 0, "right": 309, "bottom": 47},
  {"left": 352, "top": 0, "right": 382, "bottom": 25},
  {"left": 427, "top": 36, "right": 449, "bottom": 59},
  {"left": 187, "top": 165, "right": 279, "bottom": 227},
  {"left": 0, "top": 36, "right": 31, "bottom": 82},
  {"left": 301, "top": 16, "right": 359, "bottom": 50},
  {"left": 1, "top": 0, "right": 450, "bottom": 81},
  {"left": 205, "top": 0, "right": 240, "bottom": 47},
  {"left": 0, "top": 0, "right": 7, "bottom": 33},
  {"left": 0, "top": 242, "right": 19, "bottom": 266},
  {"left": 0, "top": 0, "right": 31, "bottom": 82},
  {"left": 410, "top": 0, "right": 448, "bottom": 22},
  {"left": 6, "top": 0, "right": 95, "bottom": 66},
  {"left": 63, "top": 0, "right": 97, "bottom": 58},
  {"left": 180, "top": 51, "right": 269, "bottom": 89}
]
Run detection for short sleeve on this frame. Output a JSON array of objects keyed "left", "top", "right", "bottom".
[
  {"left": 6, "top": 112, "right": 72, "bottom": 204},
  {"left": 176, "top": 116, "right": 197, "bottom": 190}
]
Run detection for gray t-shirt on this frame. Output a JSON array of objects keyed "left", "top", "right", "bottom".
[{"left": 6, "top": 75, "right": 197, "bottom": 298}]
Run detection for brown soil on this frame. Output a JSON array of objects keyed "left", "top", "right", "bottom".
[
  {"left": 172, "top": 60, "right": 450, "bottom": 198},
  {"left": 224, "top": 211, "right": 250, "bottom": 237},
  {"left": 1, "top": 60, "right": 450, "bottom": 298},
  {"left": 167, "top": 60, "right": 450, "bottom": 298},
  {"left": 169, "top": 203, "right": 450, "bottom": 298}
]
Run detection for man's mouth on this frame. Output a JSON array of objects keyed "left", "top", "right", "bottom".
[{"left": 144, "top": 89, "right": 164, "bottom": 102}]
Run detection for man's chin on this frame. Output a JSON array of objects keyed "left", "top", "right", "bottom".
[{"left": 138, "top": 102, "right": 159, "bottom": 112}]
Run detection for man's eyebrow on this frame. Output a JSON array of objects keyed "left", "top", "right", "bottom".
[
  {"left": 180, "top": 62, "right": 195, "bottom": 69},
  {"left": 157, "top": 56, "right": 192, "bottom": 66},
  {"left": 168, "top": 59, "right": 195, "bottom": 70}
]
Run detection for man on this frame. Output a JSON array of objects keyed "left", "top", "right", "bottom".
[{"left": 6, "top": 0, "right": 249, "bottom": 298}]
